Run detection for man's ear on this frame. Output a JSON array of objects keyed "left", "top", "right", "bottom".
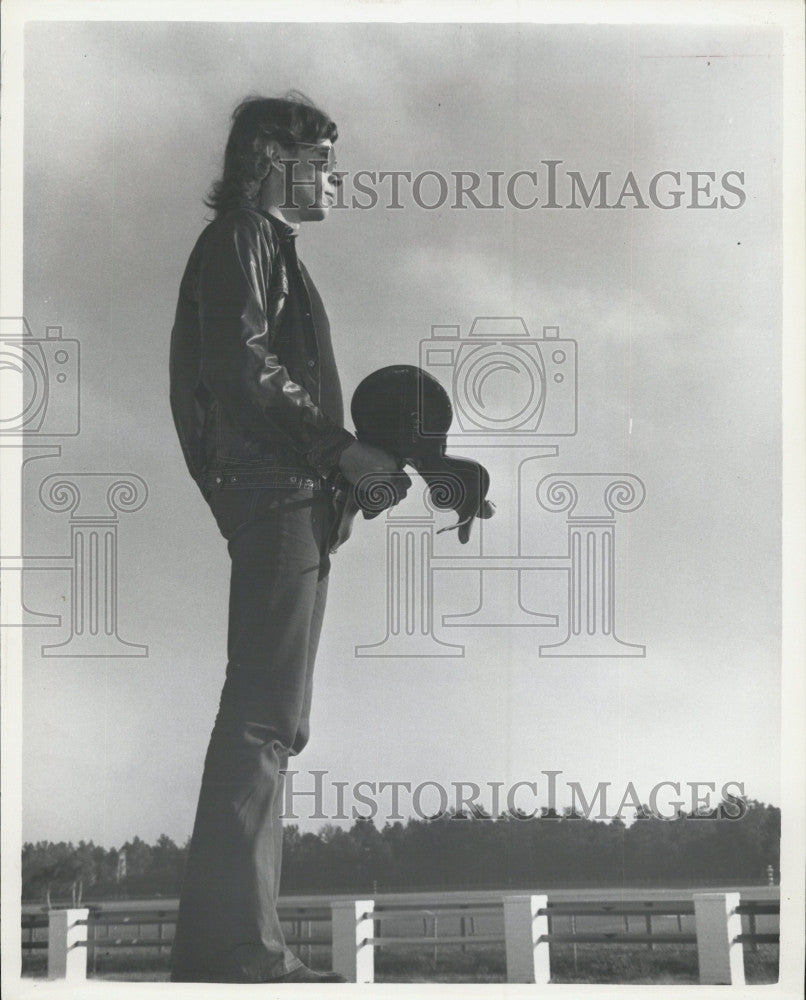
[{"left": 262, "top": 138, "right": 284, "bottom": 171}]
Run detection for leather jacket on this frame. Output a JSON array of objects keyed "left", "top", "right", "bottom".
[{"left": 169, "top": 206, "right": 356, "bottom": 501}]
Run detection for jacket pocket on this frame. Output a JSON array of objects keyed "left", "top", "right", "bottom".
[{"left": 213, "top": 400, "right": 281, "bottom": 467}]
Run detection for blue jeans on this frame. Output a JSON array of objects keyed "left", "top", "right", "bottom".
[{"left": 170, "top": 482, "right": 334, "bottom": 982}]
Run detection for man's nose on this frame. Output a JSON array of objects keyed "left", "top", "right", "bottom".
[{"left": 328, "top": 171, "right": 343, "bottom": 189}]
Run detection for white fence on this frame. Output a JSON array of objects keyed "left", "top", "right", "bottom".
[{"left": 30, "top": 890, "right": 777, "bottom": 985}]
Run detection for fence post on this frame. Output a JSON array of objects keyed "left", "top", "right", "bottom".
[
  {"left": 47, "top": 908, "right": 89, "bottom": 980},
  {"left": 89, "top": 912, "right": 98, "bottom": 973},
  {"left": 693, "top": 893, "right": 745, "bottom": 985},
  {"left": 331, "top": 900, "right": 374, "bottom": 983},
  {"left": 503, "top": 894, "right": 550, "bottom": 984},
  {"left": 749, "top": 910, "right": 758, "bottom": 953}
]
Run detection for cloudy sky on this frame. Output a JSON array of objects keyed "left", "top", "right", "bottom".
[{"left": 16, "top": 17, "right": 782, "bottom": 846}]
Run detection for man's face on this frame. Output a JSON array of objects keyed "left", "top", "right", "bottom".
[{"left": 279, "top": 140, "right": 338, "bottom": 222}]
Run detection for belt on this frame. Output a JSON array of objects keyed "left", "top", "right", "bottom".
[{"left": 201, "top": 468, "right": 332, "bottom": 492}]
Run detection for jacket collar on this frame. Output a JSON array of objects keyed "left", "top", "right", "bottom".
[{"left": 256, "top": 207, "right": 299, "bottom": 245}]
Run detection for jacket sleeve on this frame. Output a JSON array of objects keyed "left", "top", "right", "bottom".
[{"left": 197, "top": 211, "right": 356, "bottom": 478}]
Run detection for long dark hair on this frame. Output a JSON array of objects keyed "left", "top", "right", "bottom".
[{"left": 205, "top": 91, "right": 338, "bottom": 217}]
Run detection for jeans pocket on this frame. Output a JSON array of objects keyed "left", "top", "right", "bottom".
[
  {"left": 209, "top": 487, "right": 263, "bottom": 541},
  {"left": 210, "top": 484, "right": 322, "bottom": 542}
]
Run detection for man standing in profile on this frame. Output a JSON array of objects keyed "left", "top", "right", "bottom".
[{"left": 168, "top": 93, "right": 403, "bottom": 984}]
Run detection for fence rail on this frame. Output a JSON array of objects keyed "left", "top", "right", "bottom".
[{"left": 25, "top": 889, "right": 779, "bottom": 985}]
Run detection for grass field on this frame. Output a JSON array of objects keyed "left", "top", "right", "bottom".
[{"left": 21, "top": 945, "right": 780, "bottom": 985}]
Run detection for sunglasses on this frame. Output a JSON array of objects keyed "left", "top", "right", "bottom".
[{"left": 290, "top": 141, "right": 337, "bottom": 172}]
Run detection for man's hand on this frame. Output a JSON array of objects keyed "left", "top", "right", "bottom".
[
  {"left": 337, "top": 441, "right": 412, "bottom": 516},
  {"left": 337, "top": 441, "right": 399, "bottom": 484}
]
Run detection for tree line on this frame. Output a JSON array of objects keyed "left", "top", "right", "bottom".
[{"left": 22, "top": 798, "right": 779, "bottom": 905}]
